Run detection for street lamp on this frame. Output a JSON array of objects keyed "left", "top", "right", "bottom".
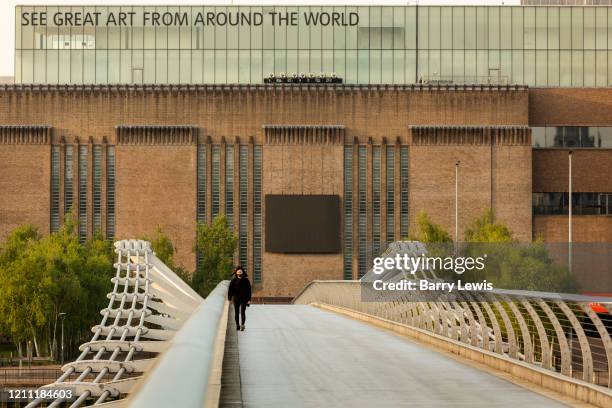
[
  {"left": 568, "top": 150, "right": 573, "bottom": 274},
  {"left": 58, "top": 312, "right": 67, "bottom": 365}
]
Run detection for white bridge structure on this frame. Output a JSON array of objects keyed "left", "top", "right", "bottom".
[
  {"left": 26, "top": 239, "right": 228, "bottom": 408},
  {"left": 23, "top": 240, "right": 612, "bottom": 407}
]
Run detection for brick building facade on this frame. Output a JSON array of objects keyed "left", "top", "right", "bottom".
[{"left": 1, "top": 84, "right": 610, "bottom": 297}]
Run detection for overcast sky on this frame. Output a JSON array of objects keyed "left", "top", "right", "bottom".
[{"left": 1, "top": 0, "right": 519, "bottom": 77}]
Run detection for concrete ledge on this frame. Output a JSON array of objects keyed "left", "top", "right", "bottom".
[{"left": 312, "top": 302, "right": 612, "bottom": 408}]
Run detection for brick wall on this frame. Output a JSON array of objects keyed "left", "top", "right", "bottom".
[
  {"left": 261, "top": 142, "right": 344, "bottom": 297},
  {"left": 533, "top": 215, "right": 612, "bottom": 293},
  {"left": 533, "top": 149, "right": 612, "bottom": 192},
  {"left": 0, "top": 127, "right": 51, "bottom": 240},
  {"left": 534, "top": 215, "right": 612, "bottom": 243},
  {"left": 529, "top": 88, "right": 612, "bottom": 126},
  {"left": 0, "top": 84, "right": 537, "bottom": 298},
  {"left": 409, "top": 127, "right": 532, "bottom": 242},
  {"left": 115, "top": 130, "right": 197, "bottom": 271},
  {"left": 0, "top": 85, "right": 529, "bottom": 145}
]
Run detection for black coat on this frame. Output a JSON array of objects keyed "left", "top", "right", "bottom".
[{"left": 228, "top": 276, "right": 252, "bottom": 303}]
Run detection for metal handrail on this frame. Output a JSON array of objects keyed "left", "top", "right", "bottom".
[
  {"left": 294, "top": 280, "right": 612, "bottom": 389},
  {"left": 129, "top": 280, "right": 229, "bottom": 408}
]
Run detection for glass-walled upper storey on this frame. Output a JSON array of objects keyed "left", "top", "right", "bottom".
[{"left": 15, "top": 5, "right": 612, "bottom": 86}]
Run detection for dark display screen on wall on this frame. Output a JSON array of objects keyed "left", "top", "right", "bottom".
[{"left": 265, "top": 195, "right": 340, "bottom": 253}]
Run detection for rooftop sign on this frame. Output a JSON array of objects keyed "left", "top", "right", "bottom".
[{"left": 20, "top": 10, "right": 360, "bottom": 27}]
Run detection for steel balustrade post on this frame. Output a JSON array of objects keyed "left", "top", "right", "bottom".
[
  {"left": 500, "top": 295, "right": 534, "bottom": 363},
  {"left": 463, "top": 293, "right": 489, "bottom": 350},
  {"left": 556, "top": 301, "right": 594, "bottom": 383},
  {"left": 581, "top": 302, "right": 612, "bottom": 388},
  {"left": 537, "top": 299, "right": 572, "bottom": 376},
  {"left": 491, "top": 295, "right": 518, "bottom": 358},
  {"left": 520, "top": 297, "right": 552, "bottom": 370},
  {"left": 471, "top": 293, "right": 503, "bottom": 355}
]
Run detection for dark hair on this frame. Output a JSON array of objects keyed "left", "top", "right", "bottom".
[{"left": 234, "top": 265, "right": 246, "bottom": 276}]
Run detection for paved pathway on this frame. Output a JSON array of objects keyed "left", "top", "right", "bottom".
[{"left": 237, "top": 305, "right": 567, "bottom": 408}]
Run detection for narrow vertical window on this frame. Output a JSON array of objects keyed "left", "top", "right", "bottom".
[
  {"left": 197, "top": 144, "right": 206, "bottom": 223},
  {"left": 78, "top": 145, "right": 88, "bottom": 242},
  {"left": 400, "top": 146, "right": 409, "bottom": 238},
  {"left": 372, "top": 146, "right": 381, "bottom": 256},
  {"left": 50, "top": 146, "right": 60, "bottom": 233},
  {"left": 92, "top": 145, "right": 102, "bottom": 234},
  {"left": 239, "top": 145, "right": 248, "bottom": 269},
  {"left": 358, "top": 146, "right": 367, "bottom": 278},
  {"left": 225, "top": 145, "right": 234, "bottom": 229},
  {"left": 106, "top": 146, "right": 115, "bottom": 241},
  {"left": 386, "top": 147, "right": 395, "bottom": 245},
  {"left": 196, "top": 144, "right": 206, "bottom": 268},
  {"left": 64, "top": 145, "right": 73, "bottom": 215},
  {"left": 253, "top": 145, "right": 262, "bottom": 283},
  {"left": 343, "top": 147, "right": 353, "bottom": 280},
  {"left": 211, "top": 145, "right": 220, "bottom": 218}
]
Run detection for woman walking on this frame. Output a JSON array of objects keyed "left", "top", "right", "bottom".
[{"left": 228, "top": 266, "right": 252, "bottom": 331}]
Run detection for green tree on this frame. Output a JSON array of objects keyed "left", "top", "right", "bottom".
[
  {"left": 460, "top": 209, "right": 577, "bottom": 293},
  {"left": 141, "top": 226, "right": 191, "bottom": 285},
  {"left": 409, "top": 211, "right": 453, "bottom": 243},
  {"left": 464, "top": 209, "right": 514, "bottom": 243},
  {"left": 143, "top": 226, "right": 176, "bottom": 269},
  {"left": 0, "top": 218, "right": 113, "bottom": 359},
  {"left": 76, "top": 231, "right": 114, "bottom": 348},
  {"left": 0, "top": 225, "right": 39, "bottom": 265},
  {"left": 0, "top": 225, "right": 47, "bottom": 355},
  {"left": 192, "top": 215, "right": 237, "bottom": 297}
]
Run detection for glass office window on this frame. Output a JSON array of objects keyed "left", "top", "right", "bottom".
[
  {"left": 531, "top": 126, "right": 612, "bottom": 148},
  {"left": 533, "top": 192, "right": 612, "bottom": 216}
]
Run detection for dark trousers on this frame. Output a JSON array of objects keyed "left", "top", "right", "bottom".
[{"left": 234, "top": 301, "right": 247, "bottom": 327}]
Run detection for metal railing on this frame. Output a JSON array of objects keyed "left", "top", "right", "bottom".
[
  {"left": 24, "top": 239, "right": 227, "bottom": 408},
  {"left": 294, "top": 280, "right": 612, "bottom": 389},
  {"left": 130, "top": 280, "right": 228, "bottom": 408},
  {"left": 419, "top": 74, "right": 510, "bottom": 86}
]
